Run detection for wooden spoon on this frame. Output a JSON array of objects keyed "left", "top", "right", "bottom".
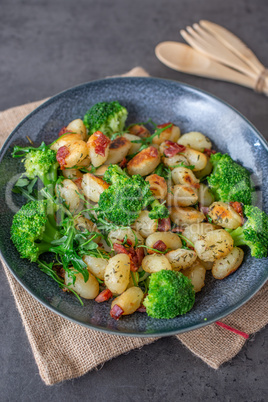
[{"left": 155, "top": 41, "right": 259, "bottom": 90}]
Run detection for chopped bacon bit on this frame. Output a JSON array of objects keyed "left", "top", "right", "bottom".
[
  {"left": 137, "top": 305, "right": 146, "bottom": 313},
  {"left": 230, "top": 201, "right": 243, "bottom": 216},
  {"left": 158, "top": 217, "right": 171, "bottom": 232},
  {"left": 230, "top": 201, "right": 244, "bottom": 222},
  {"left": 126, "top": 239, "right": 133, "bottom": 247},
  {"left": 164, "top": 141, "right": 186, "bottom": 157},
  {"left": 114, "top": 243, "right": 128, "bottom": 254},
  {"left": 135, "top": 247, "right": 145, "bottom": 266},
  {"left": 119, "top": 157, "right": 128, "bottom": 169},
  {"left": 73, "top": 177, "right": 82, "bottom": 189},
  {"left": 110, "top": 304, "right": 124, "bottom": 320},
  {"left": 127, "top": 247, "right": 140, "bottom": 272},
  {"left": 204, "top": 148, "right": 216, "bottom": 157},
  {"left": 58, "top": 126, "right": 72, "bottom": 137},
  {"left": 152, "top": 240, "right": 167, "bottom": 252},
  {"left": 200, "top": 205, "right": 210, "bottom": 216},
  {"left": 56, "top": 146, "right": 70, "bottom": 169},
  {"left": 95, "top": 289, "right": 113, "bottom": 303},
  {"left": 157, "top": 122, "right": 174, "bottom": 130},
  {"left": 93, "top": 131, "right": 111, "bottom": 156}
]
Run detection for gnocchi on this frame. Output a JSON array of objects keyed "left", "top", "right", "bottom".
[
  {"left": 152, "top": 123, "right": 181, "bottom": 145},
  {"left": 104, "top": 254, "right": 131, "bottom": 294},
  {"left": 208, "top": 202, "right": 243, "bottom": 229},
  {"left": 145, "top": 174, "right": 167, "bottom": 199},
  {"left": 170, "top": 206, "right": 205, "bottom": 226},
  {"left": 127, "top": 146, "right": 161, "bottom": 176},
  {"left": 166, "top": 248, "right": 197, "bottom": 270},
  {"left": 177, "top": 132, "right": 212, "bottom": 151},
  {"left": 87, "top": 131, "right": 110, "bottom": 167},
  {"left": 194, "top": 229, "right": 234, "bottom": 262},
  {"left": 65, "top": 270, "right": 99, "bottom": 299},
  {"left": 145, "top": 231, "right": 182, "bottom": 252},
  {"left": 212, "top": 247, "right": 244, "bottom": 279},
  {"left": 133, "top": 210, "right": 158, "bottom": 238},
  {"left": 81, "top": 173, "right": 109, "bottom": 202},
  {"left": 183, "top": 261, "right": 206, "bottom": 292},
  {"left": 142, "top": 254, "right": 172, "bottom": 273},
  {"left": 111, "top": 287, "right": 144, "bottom": 315}
]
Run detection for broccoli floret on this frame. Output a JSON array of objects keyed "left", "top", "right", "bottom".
[
  {"left": 83, "top": 101, "right": 128, "bottom": 137},
  {"left": 144, "top": 270, "right": 195, "bottom": 319},
  {"left": 228, "top": 205, "right": 268, "bottom": 258},
  {"left": 207, "top": 153, "right": 253, "bottom": 205},
  {"left": 148, "top": 199, "right": 169, "bottom": 220},
  {"left": 98, "top": 164, "right": 153, "bottom": 227},
  {"left": 12, "top": 142, "right": 58, "bottom": 187},
  {"left": 11, "top": 200, "right": 60, "bottom": 262},
  {"left": 102, "top": 164, "right": 127, "bottom": 184}
]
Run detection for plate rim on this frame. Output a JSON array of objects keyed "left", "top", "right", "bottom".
[{"left": 0, "top": 76, "right": 267, "bottom": 337}]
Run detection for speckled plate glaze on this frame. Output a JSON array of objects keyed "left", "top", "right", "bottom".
[{"left": 0, "top": 77, "right": 267, "bottom": 337}]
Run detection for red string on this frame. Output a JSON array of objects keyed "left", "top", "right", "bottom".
[{"left": 215, "top": 321, "right": 249, "bottom": 339}]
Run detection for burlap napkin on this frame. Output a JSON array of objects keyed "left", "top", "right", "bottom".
[{"left": 1, "top": 67, "right": 267, "bottom": 385}]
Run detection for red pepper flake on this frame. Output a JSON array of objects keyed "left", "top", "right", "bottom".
[
  {"left": 58, "top": 126, "right": 72, "bottom": 137},
  {"left": 119, "top": 157, "right": 128, "bottom": 169},
  {"left": 158, "top": 217, "right": 171, "bottom": 232},
  {"left": 93, "top": 131, "right": 111, "bottom": 156},
  {"left": 204, "top": 148, "right": 216, "bottom": 157},
  {"left": 95, "top": 289, "right": 113, "bottom": 303},
  {"left": 110, "top": 304, "right": 124, "bottom": 320},
  {"left": 163, "top": 141, "right": 186, "bottom": 157},
  {"left": 152, "top": 240, "right": 167, "bottom": 252},
  {"left": 56, "top": 146, "right": 70, "bottom": 169}
]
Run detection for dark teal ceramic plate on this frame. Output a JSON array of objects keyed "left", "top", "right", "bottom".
[{"left": 0, "top": 77, "right": 267, "bottom": 336}]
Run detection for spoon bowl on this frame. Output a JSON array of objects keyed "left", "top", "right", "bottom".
[{"left": 155, "top": 41, "right": 256, "bottom": 89}]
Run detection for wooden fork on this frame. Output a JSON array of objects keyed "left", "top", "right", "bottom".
[{"left": 180, "top": 21, "right": 268, "bottom": 92}]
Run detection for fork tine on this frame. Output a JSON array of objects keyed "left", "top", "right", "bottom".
[
  {"left": 193, "top": 23, "right": 220, "bottom": 45},
  {"left": 199, "top": 20, "right": 265, "bottom": 74},
  {"left": 180, "top": 24, "right": 256, "bottom": 78}
]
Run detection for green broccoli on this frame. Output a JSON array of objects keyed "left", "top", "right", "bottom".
[
  {"left": 148, "top": 199, "right": 169, "bottom": 220},
  {"left": 228, "top": 205, "right": 268, "bottom": 258},
  {"left": 11, "top": 200, "right": 61, "bottom": 262},
  {"left": 98, "top": 165, "right": 153, "bottom": 227},
  {"left": 143, "top": 270, "right": 195, "bottom": 319},
  {"left": 207, "top": 152, "right": 253, "bottom": 205},
  {"left": 83, "top": 101, "right": 128, "bottom": 137},
  {"left": 12, "top": 142, "right": 58, "bottom": 188}
]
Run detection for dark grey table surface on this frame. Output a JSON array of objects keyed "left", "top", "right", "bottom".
[{"left": 0, "top": 1, "right": 267, "bottom": 401}]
